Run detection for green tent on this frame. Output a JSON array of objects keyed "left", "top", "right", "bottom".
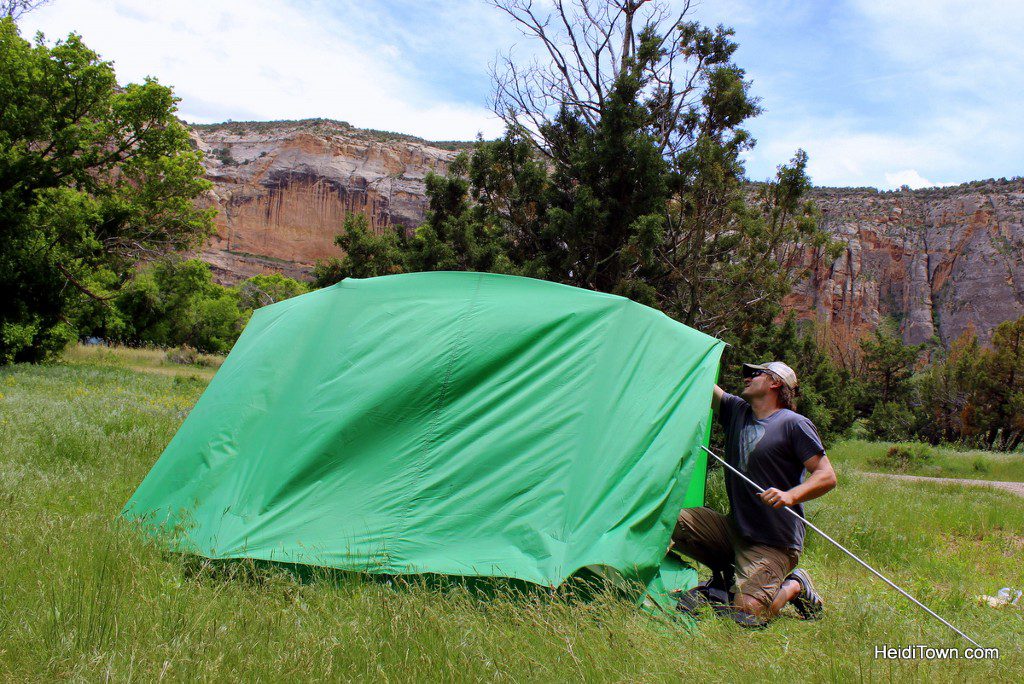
[{"left": 123, "top": 272, "right": 724, "bottom": 606}]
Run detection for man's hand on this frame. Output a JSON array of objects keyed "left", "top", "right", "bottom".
[
  {"left": 757, "top": 456, "right": 837, "bottom": 509},
  {"left": 758, "top": 487, "right": 796, "bottom": 509}
]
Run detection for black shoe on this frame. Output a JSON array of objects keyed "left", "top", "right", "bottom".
[
  {"left": 675, "top": 583, "right": 730, "bottom": 615},
  {"left": 712, "top": 604, "right": 768, "bottom": 629},
  {"left": 787, "top": 568, "right": 824, "bottom": 620},
  {"left": 675, "top": 587, "right": 710, "bottom": 615},
  {"left": 674, "top": 565, "right": 736, "bottom": 616}
]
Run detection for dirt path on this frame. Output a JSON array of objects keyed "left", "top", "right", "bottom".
[{"left": 861, "top": 471, "right": 1024, "bottom": 497}]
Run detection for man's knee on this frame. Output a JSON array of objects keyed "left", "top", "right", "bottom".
[
  {"left": 672, "top": 506, "right": 716, "bottom": 544},
  {"left": 732, "top": 547, "right": 798, "bottom": 618},
  {"left": 672, "top": 509, "right": 698, "bottom": 544}
]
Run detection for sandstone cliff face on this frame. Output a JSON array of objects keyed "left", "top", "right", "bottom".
[
  {"left": 192, "top": 120, "right": 459, "bottom": 281},
  {"left": 789, "top": 180, "right": 1024, "bottom": 345},
  {"left": 191, "top": 120, "right": 1024, "bottom": 344}
]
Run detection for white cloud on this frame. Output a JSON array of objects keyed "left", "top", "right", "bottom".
[
  {"left": 849, "top": 0, "right": 1024, "bottom": 118},
  {"left": 755, "top": 133, "right": 941, "bottom": 188},
  {"left": 729, "top": 0, "right": 1024, "bottom": 187},
  {"left": 18, "top": 0, "right": 508, "bottom": 140},
  {"left": 851, "top": 0, "right": 1024, "bottom": 72},
  {"left": 748, "top": 110, "right": 1003, "bottom": 188},
  {"left": 883, "top": 169, "right": 955, "bottom": 190},
  {"left": 16, "top": 0, "right": 1024, "bottom": 186}
]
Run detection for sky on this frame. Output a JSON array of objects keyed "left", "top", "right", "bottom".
[{"left": 17, "top": 0, "right": 1024, "bottom": 189}]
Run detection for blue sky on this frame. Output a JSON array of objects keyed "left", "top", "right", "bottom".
[{"left": 18, "top": 0, "right": 1024, "bottom": 189}]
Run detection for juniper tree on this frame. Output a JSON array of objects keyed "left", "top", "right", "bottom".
[
  {"left": 482, "top": 0, "right": 834, "bottom": 336},
  {"left": 914, "top": 329, "right": 982, "bottom": 445},
  {"left": 858, "top": 325, "right": 924, "bottom": 407},
  {"left": 975, "top": 316, "right": 1024, "bottom": 450},
  {"left": 321, "top": 1, "right": 838, "bottom": 412}
]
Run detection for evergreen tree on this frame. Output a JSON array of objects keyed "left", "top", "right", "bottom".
[
  {"left": 484, "top": 2, "right": 836, "bottom": 328},
  {"left": 914, "top": 329, "right": 982, "bottom": 445},
  {"left": 858, "top": 325, "right": 923, "bottom": 408},
  {"left": 405, "top": 158, "right": 519, "bottom": 275},
  {"left": 974, "top": 316, "right": 1024, "bottom": 450}
]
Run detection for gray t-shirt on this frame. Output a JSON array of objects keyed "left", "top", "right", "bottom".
[{"left": 718, "top": 392, "right": 825, "bottom": 550}]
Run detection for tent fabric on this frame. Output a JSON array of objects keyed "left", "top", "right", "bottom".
[{"left": 123, "top": 271, "right": 724, "bottom": 593}]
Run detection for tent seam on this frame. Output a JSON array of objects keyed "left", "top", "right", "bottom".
[{"left": 401, "top": 273, "right": 485, "bottom": 566}]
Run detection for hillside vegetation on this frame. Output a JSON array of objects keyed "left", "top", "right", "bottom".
[
  {"left": 0, "top": 348, "right": 1020, "bottom": 680},
  {"left": 829, "top": 440, "right": 1024, "bottom": 483}
]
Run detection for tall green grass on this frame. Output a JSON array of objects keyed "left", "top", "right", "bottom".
[
  {"left": 0, "top": 354, "right": 1021, "bottom": 680},
  {"left": 831, "top": 439, "right": 1024, "bottom": 482},
  {"left": 64, "top": 343, "right": 224, "bottom": 381}
]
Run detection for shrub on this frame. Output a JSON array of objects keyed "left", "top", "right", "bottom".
[
  {"left": 165, "top": 346, "right": 199, "bottom": 365},
  {"left": 173, "top": 374, "right": 207, "bottom": 389},
  {"left": 0, "top": 318, "right": 76, "bottom": 364},
  {"left": 115, "top": 259, "right": 245, "bottom": 353},
  {"left": 848, "top": 419, "right": 870, "bottom": 441},
  {"left": 865, "top": 401, "right": 916, "bottom": 441},
  {"left": 869, "top": 442, "right": 934, "bottom": 472},
  {"left": 235, "top": 273, "right": 308, "bottom": 310},
  {"left": 213, "top": 147, "right": 237, "bottom": 166}
]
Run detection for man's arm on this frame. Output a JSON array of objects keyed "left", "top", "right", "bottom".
[
  {"left": 712, "top": 384, "right": 724, "bottom": 413},
  {"left": 758, "top": 454, "right": 837, "bottom": 509}
]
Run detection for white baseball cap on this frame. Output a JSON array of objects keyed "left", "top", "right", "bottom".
[{"left": 742, "top": 361, "right": 798, "bottom": 390}]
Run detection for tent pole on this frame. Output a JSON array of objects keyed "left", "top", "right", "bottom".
[{"left": 700, "top": 445, "right": 982, "bottom": 648}]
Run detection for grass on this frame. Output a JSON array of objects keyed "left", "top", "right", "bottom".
[
  {"left": 64, "top": 343, "right": 224, "bottom": 381},
  {"left": 0, "top": 347, "right": 1021, "bottom": 680},
  {"left": 831, "top": 439, "right": 1024, "bottom": 482}
]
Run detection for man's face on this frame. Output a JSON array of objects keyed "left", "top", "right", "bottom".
[{"left": 740, "top": 369, "right": 780, "bottom": 400}]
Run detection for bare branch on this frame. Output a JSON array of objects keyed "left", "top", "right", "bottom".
[
  {"left": 1, "top": 0, "right": 52, "bottom": 20},
  {"left": 56, "top": 262, "right": 115, "bottom": 302}
]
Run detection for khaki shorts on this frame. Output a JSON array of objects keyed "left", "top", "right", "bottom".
[{"left": 671, "top": 506, "right": 799, "bottom": 611}]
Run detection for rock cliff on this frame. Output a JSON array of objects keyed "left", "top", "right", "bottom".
[
  {"left": 193, "top": 119, "right": 462, "bottom": 281},
  {"left": 790, "top": 181, "right": 1024, "bottom": 345},
  {"left": 191, "top": 120, "right": 1024, "bottom": 344}
]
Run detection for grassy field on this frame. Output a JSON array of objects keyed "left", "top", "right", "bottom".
[
  {"left": 64, "top": 343, "right": 224, "bottom": 381},
  {"left": 0, "top": 348, "right": 1021, "bottom": 681},
  {"left": 831, "top": 439, "right": 1024, "bottom": 483}
]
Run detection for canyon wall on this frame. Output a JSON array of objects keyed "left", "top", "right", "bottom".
[
  {"left": 193, "top": 120, "right": 460, "bottom": 281},
  {"left": 789, "top": 181, "right": 1024, "bottom": 345},
  {"left": 192, "top": 120, "right": 1024, "bottom": 344}
]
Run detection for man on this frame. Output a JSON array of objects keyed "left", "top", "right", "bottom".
[{"left": 672, "top": 361, "right": 837, "bottom": 623}]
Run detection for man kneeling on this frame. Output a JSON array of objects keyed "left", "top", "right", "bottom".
[{"left": 673, "top": 361, "right": 837, "bottom": 623}]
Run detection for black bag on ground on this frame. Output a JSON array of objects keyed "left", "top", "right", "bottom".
[{"left": 674, "top": 567, "right": 734, "bottom": 615}]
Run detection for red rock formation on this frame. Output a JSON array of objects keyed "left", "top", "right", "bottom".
[
  {"left": 790, "top": 181, "right": 1024, "bottom": 345},
  {"left": 191, "top": 120, "right": 1024, "bottom": 345},
  {"left": 192, "top": 120, "right": 459, "bottom": 282}
]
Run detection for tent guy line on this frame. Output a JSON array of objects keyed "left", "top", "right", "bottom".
[{"left": 700, "top": 445, "right": 982, "bottom": 647}]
